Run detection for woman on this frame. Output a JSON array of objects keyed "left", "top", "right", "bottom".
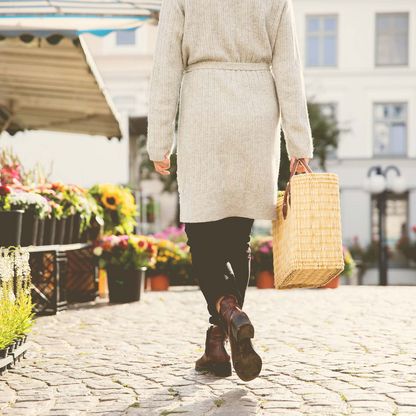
[{"left": 146, "top": 0, "right": 314, "bottom": 381}]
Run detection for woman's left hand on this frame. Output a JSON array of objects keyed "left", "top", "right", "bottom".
[{"left": 290, "top": 157, "right": 310, "bottom": 174}]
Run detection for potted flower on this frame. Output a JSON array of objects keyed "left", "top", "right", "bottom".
[
  {"left": 0, "top": 184, "right": 24, "bottom": 247},
  {"left": 146, "top": 239, "right": 188, "bottom": 291},
  {"left": 93, "top": 234, "right": 157, "bottom": 303},
  {"left": 9, "top": 190, "right": 51, "bottom": 246},
  {"left": 89, "top": 183, "right": 138, "bottom": 235},
  {"left": 250, "top": 236, "right": 274, "bottom": 289},
  {"left": 397, "top": 225, "right": 416, "bottom": 266},
  {"left": 152, "top": 224, "right": 194, "bottom": 285}
]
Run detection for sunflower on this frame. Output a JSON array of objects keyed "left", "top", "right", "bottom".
[{"left": 101, "top": 193, "right": 120, "bottom": 210}]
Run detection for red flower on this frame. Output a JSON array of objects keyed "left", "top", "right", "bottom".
[
  {"left": 0, "top": 185, "right": 11, "bottom": 196},
  {"left": 138, "top": 240, "right": 146, "bottom": 249},
  {"left": 119, "top": 239, "right": 129, "bottom": 249}
]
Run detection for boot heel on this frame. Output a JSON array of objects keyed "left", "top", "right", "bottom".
[
  {"left": 211, "top": 362, "right": 232, "bottom": 377},
  {"left": 231, "top": 312, "right": 254, "bottom": 342}
]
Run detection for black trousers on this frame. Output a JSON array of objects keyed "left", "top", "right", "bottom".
[{"left": 184, "top": 216, "right": 254, "bottom": 326}]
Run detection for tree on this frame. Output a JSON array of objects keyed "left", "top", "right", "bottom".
[{"left": 278, "top": 101, "right": 342, "bottom": 190}]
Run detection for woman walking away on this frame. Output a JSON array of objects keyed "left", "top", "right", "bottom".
[{"left": 146, "top": 0, "right": 314, "bottom": 381}]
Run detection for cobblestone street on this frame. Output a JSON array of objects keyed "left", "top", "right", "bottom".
[{"left": 1, "top": 286, "right": 416, "bottom": 416}]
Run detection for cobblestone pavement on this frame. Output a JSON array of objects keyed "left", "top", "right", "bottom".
[{"left": 1, "top": 286, "right": 416, "bottom": 416}]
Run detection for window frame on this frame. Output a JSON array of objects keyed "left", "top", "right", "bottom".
[
  {"left": 372, "top": 101, "right": 408, "bottom": 158},
  {"left": 305, "top": 14, "right": 339, "bottom": 68},
  {"left": 375, "top": 12, "right": 409, "bottom": 67}
]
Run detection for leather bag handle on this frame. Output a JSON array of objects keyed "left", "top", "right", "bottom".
[{"left": 282, "top": 158, "right": 313, "bottom": 220}]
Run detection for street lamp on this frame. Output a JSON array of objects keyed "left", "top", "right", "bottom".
[{"left": 364, "top": 166, "right": 407, "bottom": 285}]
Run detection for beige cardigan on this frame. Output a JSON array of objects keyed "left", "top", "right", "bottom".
[{"left": 147, "top": 0, "right": 314, "bottom": 223}]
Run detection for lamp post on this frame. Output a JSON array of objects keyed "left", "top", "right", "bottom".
[{"left": 364, "top": 166, "right": 407, "bottom": 286}]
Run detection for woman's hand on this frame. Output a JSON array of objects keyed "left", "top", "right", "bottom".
[
  {"left": 153, "top": 152, "right": 171, "bottom": 176},
  {"left": 290, "top": 157, "right": 310, "bottom": 174}
]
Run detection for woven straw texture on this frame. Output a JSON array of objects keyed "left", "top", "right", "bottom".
[{"left": 272, "top": 173, "right": 345, "bottom": 289}]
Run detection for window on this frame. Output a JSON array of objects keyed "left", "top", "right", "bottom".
[
  {"left": 306, "top": 15, "right": 337, "bottom": 67},
  {"left": 373, "top": 103, "right": 407, "bottom": 156},
  {"left": 115, "top": 29, "right": 136, "bottom": 46},
  {"left": 375, "top": 13, "right": 409, "bottom": 66},
  {"left": 318, "top": 102, "right": 338, "bottom": 158}
]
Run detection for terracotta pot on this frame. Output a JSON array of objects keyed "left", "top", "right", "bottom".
[
  {"left": 256, "top": 270, "right": 275, "bottom": 289},
  {"left": 321, "top": 275, "right": 340, "bottom": 289},
  {"left": 98, "top": 268, "right": 108, "bottom": 298},
  {"left": 150, "top": 274, "right": 170, "bottom": 291}
]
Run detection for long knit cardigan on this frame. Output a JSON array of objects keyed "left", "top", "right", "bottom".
[{"left": 146, "top": 0, "right": 314, "bottom": 223}]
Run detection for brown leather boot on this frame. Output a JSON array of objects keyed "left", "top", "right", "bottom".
[
  {"left": 218, "top": 294, "right": 262, "bottom": 381},
  {"left": 195, "top": 325, "right": 232, "bottom": 377}
]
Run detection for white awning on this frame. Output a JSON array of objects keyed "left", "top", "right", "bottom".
[
  {"left": 0, "top": 34, "right": 123, "bottom": 139},
  {"left": 0, "top": 1, "right": 162, "bottom": 138}
]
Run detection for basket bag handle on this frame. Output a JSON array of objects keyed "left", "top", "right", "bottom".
[{"left": 282, "top": 158, "right": 313, "bottom": 220}]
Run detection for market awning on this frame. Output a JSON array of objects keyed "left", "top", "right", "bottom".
[
  {"left": 0, "top": 1, "right": 163, "bottom": 139},
  {"left": 0, "top": 33, "right": 124, "bottom": 139}
]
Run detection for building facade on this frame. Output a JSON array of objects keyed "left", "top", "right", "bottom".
[{"left": 293, "top": 0, "right": 416, "bottom": 267}]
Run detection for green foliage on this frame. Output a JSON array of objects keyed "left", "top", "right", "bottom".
[
  {"left": 0, "top": 248, "right": 34, "bottom": 351},
  {"left": 278, "top": 101, "right": 342, "bottom": 190}
]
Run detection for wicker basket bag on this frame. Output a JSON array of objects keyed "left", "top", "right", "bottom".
[{"left": 272, "top": 159, "right": 345, "bottom": 289}]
